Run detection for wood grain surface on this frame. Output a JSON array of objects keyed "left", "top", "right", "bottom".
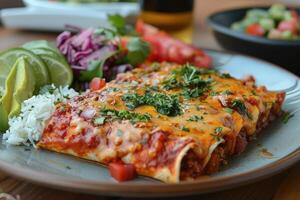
[{"left": 0, "top": 0, "right": 299, "bottom": 199}]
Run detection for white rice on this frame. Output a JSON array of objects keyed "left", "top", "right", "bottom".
[{"left": 2, "top": 85, "right": 78, "bottom": 146}]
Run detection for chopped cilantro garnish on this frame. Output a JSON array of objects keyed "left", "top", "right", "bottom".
[
  {"left": 66, "top": 166, "right": 72, "bottom": 170},
  {"left": 210, "top": 91, "right": 219, "bottom": 96},
  {"left": 181, "top": 126, "right": 190, "bottom": 132},
  {"left": 222, "top": 90, "right": 233, "bottom": 95},
  {"left": 100, "top": 108, "right": 151, "bottom": 123},
  {"left": 162, "top": 74, "right": 178, "bottom": 90},
  {"left": 231, "top": 99, "right": 252, "bottom": 119},
  {"left": 282, "top": 112, "right": 294, "bottom": 124},
  {"left": 94, "top": 117, "right": 106, "bottom": 125},
  {"left": 224, "top": 108, "right": 233, "bottom": 114},
  {"left": 150, "top": 62, "right": 160, "bottom": 71},
  {"left": 211, "top": 127, "right": 223, "bottom": 141},
  {"left": 215, "top": 127, "right": 223, "bottom": 134},
  {"left": 122, "top": 92, "right": 182, "bottom": 116},
  {"left": 162, "top": 64, "right": 213, "bottom": 99},
  {"left": 187, "top": 115, "right": 203, "bottom": 122},
  {"left": 251, "top": 90, "right": 258, "bottom": 96},
  {"left": 220, "top": 73, "right": 232, "bottom": 78}
]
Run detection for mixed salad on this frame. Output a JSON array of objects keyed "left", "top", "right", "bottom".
[
  {"left": 231, "top": 4, "right": 300, "bottom": 40},
  {"left": 0, "top": 14, "right": 211, "bottom": 132}
]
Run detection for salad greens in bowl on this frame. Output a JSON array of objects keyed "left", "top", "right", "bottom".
[
  {"left": 207, "top": 4, "right": 300, "bottom": 74},
  {"left": 231, "top": 4, "right": 300, "bottom": 40}
]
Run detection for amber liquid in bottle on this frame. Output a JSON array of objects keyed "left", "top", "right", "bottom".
[{"left": 139, "top": 0, "right": 194, "bottom": 30}]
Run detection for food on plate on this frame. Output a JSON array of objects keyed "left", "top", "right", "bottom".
[
  {"left": 34, "top": 63, "right": 284, "bottom": 182},
  {"left": 0, "top": 41, "right": 73, "bottom": 131},
  {"left": 231, "top": 4, "right": 300, "bottom": 40},
  {"left": 3, "top": 85, "right": 78, "bottom": 145},
  {"left": 0, "top": 14, "right": 287, "bottom": 183},
  {"left": 56, "top": 15, "right": 211, "bottom": 90}
]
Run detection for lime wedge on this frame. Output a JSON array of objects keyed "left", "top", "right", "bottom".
[
  {"left": 39, "top": 54, "right": 73, "bottom": 86},
  {"left": 23, "top": 40, "right": 66, "bottom": 62},
  {"left": 23, "top": 40, "right": 60, "bottom": 54},
  {"left": 0, "top": 48, "right": 49, "bottom": 91},
  {"left": 23, "top": 41, "right": 73, "bottom": 86},
  {"left": 0, "top": 57, "right": 35, "bottom": 131}
]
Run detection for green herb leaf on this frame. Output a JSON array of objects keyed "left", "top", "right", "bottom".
[
  {"left": 126, "top": 37, "right": 150, "bottom": 65},
  {"left": 94, "top": 28, "right": 117, "bottom": 40},
  {"left": 215, "top": 127, "right": 223, "bottom": 134},
  {"left": 107, "top": 14, "right": 137, "bottom": 36},
  {"left": 282, "top": 112, "right": 294, "bottom": 124},
  {"left": 187, "top": 115, "right": 203, "bottom": 122},
  {"left": 181, "top": 126, "right": 190, "bottom": 132},
  {"left": 220, "top": 73, "right": 232, "bottom": 78},
  {"left": 210, "top": 127, "right": 223, "bottom": 141},
  {"left": 150, "top": 62, "right": 160, "bottom": 71},
  {"left": 231, "top": 99, "right": 252, "bottom": 119},
  {"left": 210, "top": 91, "right": 219, "bottom": 96},
  {"left": 79, "top": 49, "right": 118, "bottom": 81},
  {"left": 79, "top": 60, "right": 104, "bottom": 82},
  {"left": 251, "top": 90, "right": 258, "bottom": 96},
  {"left": 222, "top": 90, "right": 233, "bottom": 95},
  {"left": 162, "top": 64, "right": 213, "bottom": 99},
  {"left": 224, "top": 107, "right": 233, "bottom": 114},
  {"left": 94, "top": 117, "right": 106, "bottom": 125}
]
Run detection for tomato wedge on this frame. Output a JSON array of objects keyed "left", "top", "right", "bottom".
[
  {"left": 89, "top": 78, "right": 106, "bottom": 91},
  {"left": 108, "top": 162, "right": 136, "bottom": 182},
  {"left": 246, "top": 24, "right": 265, "bottom": 36},
  {"left": 136, "top": 20, "right": 212, "bottom": 68},
  {"left": 278, "top": 19, "right": 298, "bottom": 34}
]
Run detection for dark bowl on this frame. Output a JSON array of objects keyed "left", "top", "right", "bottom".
[{"left": 207, "top": 7, "right": 300, "bottom": 75}]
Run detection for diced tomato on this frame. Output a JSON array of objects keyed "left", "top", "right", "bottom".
[
  {"left": 291, "top": 10, "right": 299, "bottom": 20},
  {"left": 246, "top": 24, "right": 265, "bottom": 36},
  {"left": 108, "top": 162, "right": 136, "bottom": 182},
  {"left": 136, "top": 20, "right": 159, "bottom": 36},
  {"left": 278, "top": 19, "right": 298, "bottom": 34},
  {"left": 120, "top": 37, "right": 129, "bottom": 50},
  {"left": 89, "top": 78, "right": 106, "bottom": 91}
]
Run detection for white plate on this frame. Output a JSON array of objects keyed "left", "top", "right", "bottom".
[
  {"left": 0, "top": 49, "right": 299, "bottom": 197},
  {"left": 23, "top": 0, "right": 139, "bottom": 15}
]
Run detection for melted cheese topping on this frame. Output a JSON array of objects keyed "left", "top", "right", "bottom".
[{"left": 37, "top": 63, "right": 284, "bottom": 183}]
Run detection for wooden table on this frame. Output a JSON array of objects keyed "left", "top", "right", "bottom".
[{"left": 0, "top": 0, "right": 299, "bottom": 199}]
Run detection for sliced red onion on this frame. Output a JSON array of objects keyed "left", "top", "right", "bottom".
[
  {"left": 56, "top": 31, "right": 72, "bottom": 47},
  {"left": 71, "top": 28, "right": 94, "bottom": 49}
]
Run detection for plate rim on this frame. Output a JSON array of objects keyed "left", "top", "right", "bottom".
[{"left": 0, "top": 49, "right": 299, "bottom": 197}]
